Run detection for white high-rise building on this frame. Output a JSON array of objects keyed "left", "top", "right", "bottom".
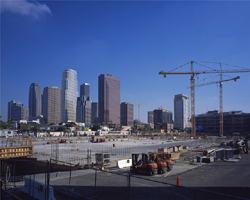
[
  {"left": 174, "top": 94, "right": 190, "bottom": 130},
  {"left": 61, "top": 69, "right": 78, "bottom": 122}
]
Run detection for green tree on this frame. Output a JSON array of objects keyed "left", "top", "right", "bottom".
[
  {"left": 7, "top": 117, "right": 15, "bottom": 129},
  {"left": 0, "top": 116, "right": 7, "bottom": 129},
  {"left": 91, "top": 124, "right": 100, "bottom": 131},
  {"left": 58, "top": 126, "right": 66, "bottom": 132},
  {"left": 20, "top": 124, "right": 31, "bottom": 132}
]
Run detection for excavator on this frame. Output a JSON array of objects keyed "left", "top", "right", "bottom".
[{"left": 130, "top": 153, "right": 158, "bottom": 176}]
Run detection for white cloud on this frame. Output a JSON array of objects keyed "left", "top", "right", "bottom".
[{"left": 1, "top": 0, "right": 52, "bottom": 19}]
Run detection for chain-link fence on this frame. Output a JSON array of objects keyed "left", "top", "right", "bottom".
[
  {"left": 1, "top": 158, "right": 247, "bottom": 200},
  {"left": 0, "top": 158, "right": 49, "bottom": 199},
  {"left": 48, "top": 161, "right": 248, "bottom": 200},
  {"left": 32, "top": 142, "right": 131, "bottom": 165}
]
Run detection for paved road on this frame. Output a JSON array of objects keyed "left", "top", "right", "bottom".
[
  {"left": 44, "top": 152, "right": 250, "bottom": 200},
  {"left": 6, "top": 137, "right": 244, "bottom": 200},
  {"left": 146, "top": 153, "right": 250, "bottom": 199}
]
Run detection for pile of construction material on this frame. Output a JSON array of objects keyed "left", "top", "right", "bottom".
[
  {"left": 186, "top": 137, "right": 250, "bottom": 164},
  {"left": 0, "top": 139, "right": 34, "bottom": 158},
  {"left": 91, "top": 136, "right": 106, "bottom": 143},
  {"left": 158, "top": 145, "right": 189, "bottom": 160}
]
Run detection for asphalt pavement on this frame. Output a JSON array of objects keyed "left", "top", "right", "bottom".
[{"left": 149, "top": 153, "right": 250, "bottom": 199}]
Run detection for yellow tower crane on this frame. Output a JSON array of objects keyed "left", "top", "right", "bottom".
[
  {"left": 187, "top": 75, "right": 240, "bottom": 136},
  {"left": 159, "top": 61, "right": 250, "bottom": 136}
]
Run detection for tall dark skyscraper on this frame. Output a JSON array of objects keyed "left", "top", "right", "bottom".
[
  {"left": 76, "top": 83, "right": 91, "bottom": 126},
  {"left": 91, "top": 101, "right": 98, "bottom": 124},
  {"left": 29, "top": 83, "right": 42, "bottom": 118},
  {"left": 80, "top": 83, "right": 90, "bottom": 98},
  {"left": 120, "top": 102, "right": 134, "bottom": 126},
  {"left": 98, "top": 74, "right": 120, "bottom": 125}
]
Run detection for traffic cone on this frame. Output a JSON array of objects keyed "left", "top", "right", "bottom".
[{"left": 176, "top": 176, "right": 180, "bottom": 186}]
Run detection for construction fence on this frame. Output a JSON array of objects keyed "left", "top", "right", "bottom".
[
  {"left": 0, "top": 158, "right": 246, "bottom": 200},
  {"left": 32, "top": 143, "right": 131, "bottom": 166}
]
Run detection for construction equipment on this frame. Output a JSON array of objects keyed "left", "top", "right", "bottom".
[
  {"left": 159, "top": 61, "right": 250, "bottom": 136},
  {"left": 95, "top": 153, "right": 110, "bottom": 167},
  {"left": 187, "top": 75, "right": 240, "bottom": 136},
  {"left": 136, "top": 102, "right": 146, "bottom": 122},
  {"left": 130, "top": 153, "right": 158, "bottom": 176},
  {"left": 148, "top": 152, "right": 168, "bottom": 174},
  {"left": 235, "top": 138, "right": 249, "bottom": 154},
  {"left": 161, "top": 152, "right": 173, "bottom": 172}
]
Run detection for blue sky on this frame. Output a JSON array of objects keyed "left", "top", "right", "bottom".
[{"left": 1, "top": 1, "right": 250, "bottom": 122}]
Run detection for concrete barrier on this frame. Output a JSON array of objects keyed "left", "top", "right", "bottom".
[
  {"left": 117, "top": 159, "right": 132, "bottom": 168},
  {"left": 202, "top": 156, "right": 214, "bottom": 163},
  {"left": 22, "top": 177, "right": 56, "bottom": 200}
]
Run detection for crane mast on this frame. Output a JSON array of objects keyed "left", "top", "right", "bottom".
[
  {"left": 187, "top": 75, "right": 240, "bottom": 136},
  {"left": 220, "top": 64, "right": 223, "bottom": 136},
  {"left": 136, "top": 103, "right": 146, "bottom": 123},
  {"left": 159, "top": 61, "right": 249, "bottom": 137},
  {"left": 190, "top": 61, "right": 196, "bottom": 136}
]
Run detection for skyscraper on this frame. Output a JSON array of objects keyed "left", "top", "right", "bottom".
[
  {"left": 120, "top": 102, "right": 134, "bottom": 126},
  {"left": 91, "top": 101, "right": 98, "bottom": 124},
  {"left": 29, "top": 83, "right": 42, "bottom": 118},
  {"left": 174, "top": 94, "right": 190, "bottom": 130},
  {"left": 80, "top": 83, "right": 90, "bottom": 98},
  {"left": 148, "top": 111, "right": 154, "bottom": 124},
  {"left": 61, "top": 69, "right": 78, "bottom": 122},
  {"left": 8, "top": 100, "right": 29, "bottom": 121},
  {"left": 43, "top": 86, "right": 61, "bottom": 124},
  {"left": 76, "top": 83, "right": 91, "bottom": 126},
  {"left": 98, "top": 74, "right": 120, "bottom": 125},
  {"left": 153, "top": 109, "right": 173, "bottom": 125},
  {"left": 153, "top": 108, "right": 173, "bottom": 133}
]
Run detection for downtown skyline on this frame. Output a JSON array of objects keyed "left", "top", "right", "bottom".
[{"left": 2, "top": 1, "right": 250, "bottom": 122}]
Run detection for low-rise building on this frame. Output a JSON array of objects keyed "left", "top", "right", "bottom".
[{"left": 196, "top": 110, "right": 250, "bottom": 135}]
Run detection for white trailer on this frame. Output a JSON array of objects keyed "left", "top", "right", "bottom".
[
  {"left": 77, "top": 131, "right": 96, "bottom": 136},
  {"left": 49, "top": 132, "right": 64, "bottom": 137},
  {"left": 0, "top": 130, "right": 15, "bottom": 137}
]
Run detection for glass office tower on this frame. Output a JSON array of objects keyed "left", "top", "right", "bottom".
[
  {"left": 61, "top": 69, "right": 78, "bottom": 122},
  {"left": 29, "top": 83, "right": 42, "bottom": 118},
  {"left": 76, "top": 83, "right": 91, "bottom": 126}
]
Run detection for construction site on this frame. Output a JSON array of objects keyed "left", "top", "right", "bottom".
[
  {"left": 1, "top": 133, "right": 250, "bottom": 200},
  {"left": 1, "top": 61, "right": 250, "bottom": 199}
]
